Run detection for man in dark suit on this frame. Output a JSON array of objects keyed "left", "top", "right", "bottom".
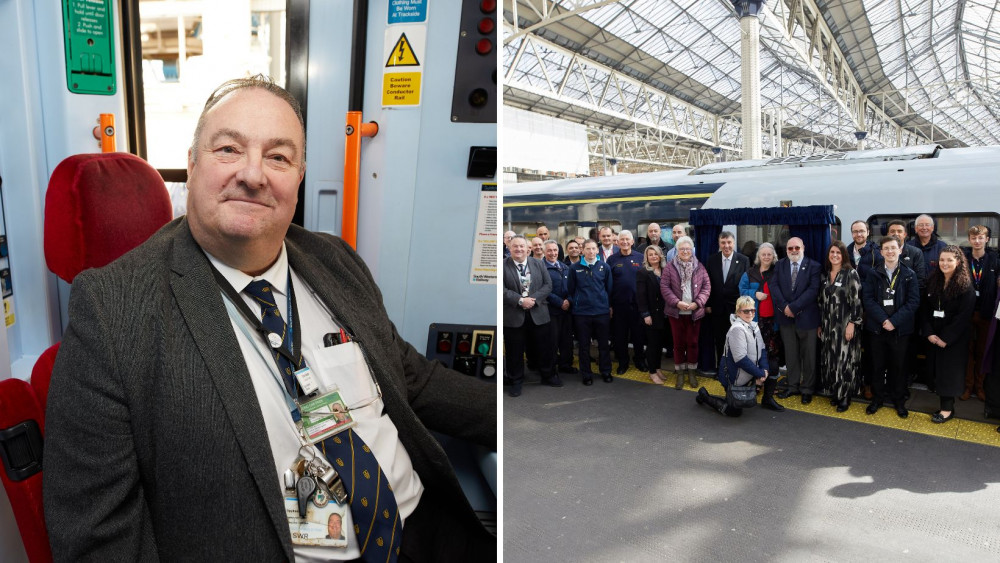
[
  {"left": 44, "top": 76, "right": 495, "bottom": 561},
  {"left": 706, "top": 231, "right": 748, "bottom": 366},
  {"left": 770, "top": 237, "right": 822, "bottom": 404},
  {"left": 503, "top": 235, "right": 555, "bottom": 396},
  {"left": 598, "top": 226, "right": 619, "bottom": 261}
]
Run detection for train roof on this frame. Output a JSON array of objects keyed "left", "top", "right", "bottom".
[{"left": 505, "top": 145, "right": 1000, "bottom": 202}]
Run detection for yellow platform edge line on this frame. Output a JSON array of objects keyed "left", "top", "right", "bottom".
[{"left": 613, "top": 367, "right": 1000, "bottom": 449}]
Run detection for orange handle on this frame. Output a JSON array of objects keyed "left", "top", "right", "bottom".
[
  {"left": 99, "top": 113, "right": 116, "bottom": 152},
  {"left": 343, "top": 111, "right": 378, "bottom": 249}
]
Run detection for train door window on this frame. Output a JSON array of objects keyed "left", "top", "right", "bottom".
[
  {"left": 869, "top": 214, "right": 1000, "bottom": 250},
  {"left": 127, "top": 0, "right": 288, "bottom": 181}
]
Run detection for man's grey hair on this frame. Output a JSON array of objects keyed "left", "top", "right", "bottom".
[
  {"left": 543, "top": 240, "right": 559, "bottom": 248},
  {"left": 619, "top": 230, "right": 633, "bottom": 241},
  {"left": 719, "top": 230, "right": 735, "bottom": 241},
  {"left": 190, "top": 74, "right": 306, "bottom": 164}
]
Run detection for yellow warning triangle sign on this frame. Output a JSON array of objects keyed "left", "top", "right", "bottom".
[{"left": 386, "top": 33, "right": 420, "bottom": 67}]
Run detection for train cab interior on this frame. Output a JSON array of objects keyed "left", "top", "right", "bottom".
[{"left": 0, "top": 1, "right": 497, "bottom": 560}]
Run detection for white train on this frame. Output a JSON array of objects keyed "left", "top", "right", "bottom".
[{"left": 503, "top": 144, "right": 1000, "bottom": 252}]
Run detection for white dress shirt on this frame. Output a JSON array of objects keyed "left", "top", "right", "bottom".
[{"left": 206, "top": 245, "right": 423, "bottom": 562}]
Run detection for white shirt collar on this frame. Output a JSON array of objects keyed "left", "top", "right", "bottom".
[{"left": 204, "top": 243, "right": 290, "bottom": 297}]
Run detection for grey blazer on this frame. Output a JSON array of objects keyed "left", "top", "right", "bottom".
[
  {"left": 43, "top": 218, "right": 495, "bottom": 561},
  {"left": 502, "top": 256, "right": 552, "bottom": 328}
]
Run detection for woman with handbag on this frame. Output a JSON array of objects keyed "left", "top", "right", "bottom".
[{"left": 697, "top": 296, "right": 783, "bottom": 415}]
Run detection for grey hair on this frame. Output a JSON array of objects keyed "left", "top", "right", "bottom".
[
  {"left": 619, "top": 230, "right": 634, "bottom": 241},
  {"left": 719, "top": 230, "right": 735, "bottom": 241},
  {"left": 675, "top": 236, "right": 694, "bottom": 249},
  {"left": 754, "top": 242, "right": 776, "bottom": 265},
  {"left": 189, "top": 74, "right": 306, "bottom": 164},
  {"left": 543, "top": 239, "right": 559, "bottom": 248}
]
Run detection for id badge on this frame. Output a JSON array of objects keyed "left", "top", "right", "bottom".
[
  {"left": 976, "top": 290, "right": 980, "bottom": 297},
  {"left": 834, "top": 282, "right": 842, "bottom": 287},
  {"left": 883, "top": 299, "right": 894, "bottom": 307},
  {"left": 284, "top": 497, "right": 349, "bottom": 547},
  {"left": 934, "top": 310, "right": 945, "bottom": 318},
  {"left": 299, "top": 388, "right": 356, "bottom": 444},
  {"left": 295, "top": 366, "right": 319, "bottom": 396}
]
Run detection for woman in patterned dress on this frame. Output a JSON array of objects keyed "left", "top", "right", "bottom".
[{"left": 818, "top": 240, "right": 864, "bottom": 412}]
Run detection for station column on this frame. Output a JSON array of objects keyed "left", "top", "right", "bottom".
[{"left": 733, "top": 0, "right": 765, "bottom": 160}]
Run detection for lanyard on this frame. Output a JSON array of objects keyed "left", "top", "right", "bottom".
[
  {"left": 209, "top": 265, "right": 303, "bottom": 370},
  {"left": 971, "top": 260, "right": 983, "bottom": 288},
  {"left": 223, "top": 294, "right": 302, "bottom": 419},
  {"left": 887, "top": 267, "right": 900, "bottom": 292}
]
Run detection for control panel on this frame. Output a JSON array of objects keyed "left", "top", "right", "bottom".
[
  {"left": 450, "top": 0, "right": 497, "bottom": 123},
  {"left": 426, "top": 323, "right": 496, "bottom": 381}
]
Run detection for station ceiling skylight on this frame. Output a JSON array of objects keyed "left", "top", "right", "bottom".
[{"left": 504, "top": 0, "right": 999, "bottom": 158}]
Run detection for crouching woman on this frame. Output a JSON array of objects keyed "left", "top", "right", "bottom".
[{"left": 696, "top": 296, "right": 784, "bottom": 416}]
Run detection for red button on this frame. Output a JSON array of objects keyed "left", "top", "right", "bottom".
[
  {"left": 437, "top": 339, "right": 452, "bottom": 353},
  {"left": 457, "top": 340, "right": 472, "bottom": 354},
  {"left": 480, "top": 0, "right": 496, "bottom": 14},
  {"left": 478, "top": 18, "right": 495, "bottom": 35},
  {"left": 475, "top": 38, "right": 493, "bottom": 55}
]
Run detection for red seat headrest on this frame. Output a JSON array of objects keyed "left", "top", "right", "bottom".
[{"left": 44, "top": 153, "right": 172, "bottom": 283}]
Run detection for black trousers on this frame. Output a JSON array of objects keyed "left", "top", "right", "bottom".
[
  {"left": 399, "top": 490, "right": 496, "bottom": 562},
  {"left": 711, "top": 312, "right": 731, "bottom": 369},
  {"left": 548, "top": 310, "right": 575, "bottom": 371},
  {"left": 575, "top": 313, "right": 611, "bottom": 376},
  {"left": 504, "top": 315, "right": 553, "bottom": 384},
  {"left": 611, "top": 301, "right": 646, "bottom": 366},
  {"left": 869, "top": 330, "right": 909, "bottom": 404},
  {"left": 643, "top": 324, "right": 667, "bottom": 372}
]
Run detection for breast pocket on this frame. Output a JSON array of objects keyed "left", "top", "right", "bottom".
[{"left": 308, "top": 342, "right": 382, "bottom": 417}]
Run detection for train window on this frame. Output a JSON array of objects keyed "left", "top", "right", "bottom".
[
  {"left": 553, "top": 221, "right": 622, "bottom": 246},
  {"left": 636, "top": 220, "right": 686, "bottom": 245},
  {"left": 869, "top": 214, "right": 1000, "bottom": 250},
  {"left": 129, "top": 0, "right": 288, "bottom": 175}
]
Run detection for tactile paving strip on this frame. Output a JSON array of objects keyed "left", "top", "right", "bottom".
[{"left": 614, "top": 364, "right": 1000, "bottom": 448}]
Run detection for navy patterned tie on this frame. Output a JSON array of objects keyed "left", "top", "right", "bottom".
[{"left": 244, "top": 280, "right": 401, "bottom": 562}]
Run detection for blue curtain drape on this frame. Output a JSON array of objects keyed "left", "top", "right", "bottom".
[
  {"left": 689, "top": 205, "right": 834, "bottom": 263},
  {"left": 687, "top": 205, "right": 835, "bottom": 371}
]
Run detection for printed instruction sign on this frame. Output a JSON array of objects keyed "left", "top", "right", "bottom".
[
  {"left": 470, "top": 184, "right": 497, "bottom": 285},
  {"left": 382, "top": 25, "right": 425, "bottom": 107},
  {"left": 388, "top": 0, "right": 428, "bottom": 25}
]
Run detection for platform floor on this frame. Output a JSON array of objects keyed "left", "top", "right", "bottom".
[{"left": 503, "top": 369, "right": 1000, "bottom": 562}]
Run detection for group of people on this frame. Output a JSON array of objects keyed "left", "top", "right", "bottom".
[{"left": 503, "top": 216, "right": 1000, "bottom": 431}]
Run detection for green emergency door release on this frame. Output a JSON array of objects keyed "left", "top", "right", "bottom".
[{"left": 62, "top": 0, "right": 116, "bottom": 95}]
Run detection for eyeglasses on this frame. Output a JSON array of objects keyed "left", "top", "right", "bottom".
[
  {"left": 739, "top": 309, "right": 755, "bottom": 314},
  {"left": 787, "top": 246, "right": 801, "bottom": 250}
]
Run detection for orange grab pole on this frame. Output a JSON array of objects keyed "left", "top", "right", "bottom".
[{"left": 343, "top": 111, "right": 379, "bottom": 249}]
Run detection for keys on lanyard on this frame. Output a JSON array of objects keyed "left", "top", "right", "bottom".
[{"left": 288, "top": 448, "right": 349, "bottom": 517}]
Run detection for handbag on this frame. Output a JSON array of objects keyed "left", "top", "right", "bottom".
[{"left": 719, "top": 335, "right": 758, "bottom": 409}]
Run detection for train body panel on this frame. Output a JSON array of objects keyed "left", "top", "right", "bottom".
[{"left": 505, "top": 146, "right": 1000, "bottom": 250}]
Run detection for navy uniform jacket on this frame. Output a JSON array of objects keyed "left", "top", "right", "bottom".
[
  {"left": 545, "top": 259, "right": 572, "bottom": 316},
  {"left": 849, "top": 240, "right": 883, "bottom": 283},
  {"left": 606, "top": 251, "right": 644, "bottom": 305},
  {"left": 898, "top": 244, "right": 927, "bottom": 289},
  {"left": 862, "top": 264, "right": 921, "bottom": 335},
  {"left": 909, "top": 234, "right": 948, "bottom": 272},
  {"left": 568, "top": 258, "right": 613, "bottom": 316},
  {"left": 769, "top": 256, "right": 822, "bottom": 330},
  {"left": 965, "top": 248, "right": 1000, "bottom": 316}
]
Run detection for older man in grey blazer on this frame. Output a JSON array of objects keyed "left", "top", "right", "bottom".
[
  {"left": 503, "top": 235, "right": 557, "bottom": 397},
  {"left": 43, "top": 76, "right": 495, "bottom": 562}
]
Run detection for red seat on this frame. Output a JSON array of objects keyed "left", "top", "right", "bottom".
[{"left": 0, "top": 153, "right": 171, "bottom": 562}]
